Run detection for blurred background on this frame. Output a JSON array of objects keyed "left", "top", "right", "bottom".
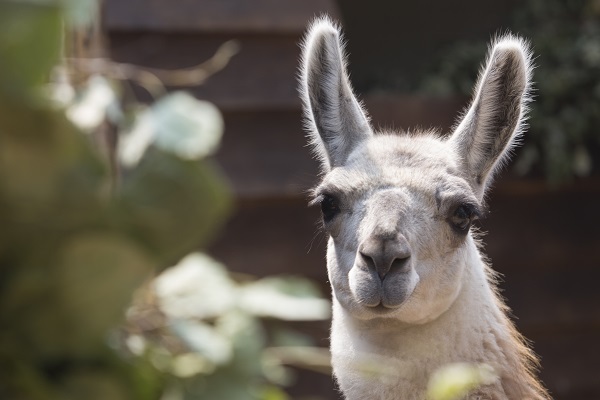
[{"left": 2, "top": 0, "right": 599, "bottom": 399}]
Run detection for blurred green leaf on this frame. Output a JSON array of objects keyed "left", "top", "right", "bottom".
[
  {"left": 118, "top": 105, "right": 154, "bottom": 167},
  {"left": 153, "top": 92, "right": 223, "bottom": 159},
  {"left": 154, "top": 253, "right": 236, "bottom": 319},
  {"left": 259, "top": 386, "right": 291, "bottom": 400},
  {"left": 0, "top": 97, "right": 107, "bottom": 245},
  {"left": 427, "top": 363, "right": 497, "bottom": 400},
  {"left": 0, "top": 1, "right": 62, "bottom": 95},
  {"left": 60, "top": 0, "right": 97, "bottom": 27},
  {"left": 271, "top": 328, "right": 315, "bottom": 348},
  {"left": 179, "top": 313, "right": 266, "bottom": 400},
  {"left": 119, "top": 92, "right": 223, "bottom": 167},
  {"left": 239, "top": 277, "right": 331, "bottom": 321},
  {"left": 9, "top": 0, "right": 98, "bottom": 27},
  {"left": 60, "top": 371, "right": 129, "bottom": 400},
  {"left": 67, "top": 75, "right": 120, "bottom": 131},
  {"left": 171, "top": 319, "right": 233, "bottom": 367},
  {"left": 170, "top": 353, "right": 215, "bottom": 378},
  {"left": 120, "top": 149, "right": 232, "bottom": 264},
  {"left": 56, "top": 233, "right": 154, "bottom": 354}
]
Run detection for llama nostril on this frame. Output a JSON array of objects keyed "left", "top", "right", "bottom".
[
  {"left": 390, "top": 256, "right": 410, "bottom": 273},
  {"left": 359, "top": 251, "right": 376, "bottom": 270},
  {"left": 376, "top": 256, "right": 410, "bottom": 280}
]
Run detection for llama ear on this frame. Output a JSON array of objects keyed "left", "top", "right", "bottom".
[
  {"left": 449, "top": 35, "right": 533, "bottom": 199},
  {"left": 299, "top": 16, "right": 372, "bottom": 171}
]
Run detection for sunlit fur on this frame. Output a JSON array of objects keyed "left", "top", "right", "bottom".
[
  {"left": 299, "top": 16, "right": 549, "bottom": 400},
  {"left": 299, "top": 15, "right": 373, "bottom": 170},
  {"left": 450, "top": 33, "right": 534, "bottom": 200}
]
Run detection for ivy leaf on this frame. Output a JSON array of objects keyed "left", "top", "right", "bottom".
[
  {"left": 239, "top": 277, "right": 331, "bottom": 321},
  {"left": 170, "top": 353, "right": 216, "bottom": 378},
  {"left": 13, "top": 0, "right": 99, "bottom": 28},
  {"left": 0, "top": 96, "right": 106, "bottom": 226},
  {"left": 170, "top": 319, "right": 233, "bottom": 367},
  {"left": 427, "top": 363, "right": 498, "bottom": 400},
  {"left": 153, "top": 92, "right": 223, "bottom": 159},
  {"left": 60, "top": 0, "right": 98, "bottom": 27},
  {"left": 258, "top": 386, "right": 291, "bottom": 400},
  {"left": 119, "top": 92, "right": 223, "bottom": 167},
  {"left": 120, "top": 151, "right": 232, "bottom": 264},
  {"left": 67, "top": 75, "right": 120, "bottom": 131},
  {"left": 0, "top": 2, "right": 62, "bottom": 95},
  {"left": 154, "top": 253, "right": 236, "bottom": 319},
  {"left": 55, "top": 233, "right": 155, "bottom": 355}
]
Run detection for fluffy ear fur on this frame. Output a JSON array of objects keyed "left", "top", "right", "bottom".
[
  {"left": 299, "top": 16, "right": 373, "bottom": 171},
  {"left": 449, "top": 34, "right": 533, "bottom": 199}
]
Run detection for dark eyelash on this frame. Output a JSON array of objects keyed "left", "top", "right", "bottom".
[
  {"left": 309, "top": 192, "right": 325, "bottom": 207},
  {"left": 463, "top": 203, "right": 483, "bottom": 219}
]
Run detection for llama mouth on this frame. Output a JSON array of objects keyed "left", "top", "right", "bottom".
[{"left": 366, "top": 302, "right": 402, "bottom": 313}]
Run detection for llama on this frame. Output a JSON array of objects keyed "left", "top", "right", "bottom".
[{"left": 299, "top": 17, "right": 550, "bottom": 400}]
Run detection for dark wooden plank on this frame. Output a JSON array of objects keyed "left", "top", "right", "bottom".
[
  {"left": 365, "top": 93, "right": 465, "bottom": 134},
  {"left": 104, "top": 0, "right": 339, "bottom": 33},
  {"left": 504, "top": 263, "right": 600, "bottom": 330},
  {"left": 481, "top": 179, "right": 600, "bottom": 329},
  {"left": 527, "top": 329, "right": 600, "bottom": 400},
  {"left": 209, "top": 197, "right": 328, "bottom": 284},
  {"left": 216, "top": 111, "right": 319, "bottom": 198},
  {"left": 109, "top": 33, "right": 302, "bottom": 110}
]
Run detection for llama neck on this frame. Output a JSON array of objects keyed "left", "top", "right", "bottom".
[{"left": 331, "top": 237, "right": 546, "bottom": 399}]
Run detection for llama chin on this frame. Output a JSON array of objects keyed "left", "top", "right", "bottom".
[{"left": 299, "top": 15, "right": 549, "bottom": 400}]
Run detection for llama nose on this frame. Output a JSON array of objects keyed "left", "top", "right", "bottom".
[{"left": 358, "top": 234, "right": 411, "bottom": 280}]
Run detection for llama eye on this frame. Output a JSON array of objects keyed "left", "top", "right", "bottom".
[
  {"left": 449, "top": 204, "right": 479, "bottom": 232},
  {"left": 320, "top": 194, "right": 340, "bottom": 223}
]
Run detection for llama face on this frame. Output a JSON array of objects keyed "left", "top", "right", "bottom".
[
  {"left": 313, "top": 134, "right": 481, "bottom": 322},
  {"left": 300, "top": 17, "right": 531, "bottom": 324}
]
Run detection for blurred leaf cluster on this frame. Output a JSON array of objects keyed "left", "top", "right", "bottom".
[
  {"left": 419, "top": 0, "right": 600, "bottom": 183},
  {"left": 0, "top": 1, "right": 330, "bottom": 399},
  {"left": 121, "top": 254, "right": 330, "bottom": 400}
]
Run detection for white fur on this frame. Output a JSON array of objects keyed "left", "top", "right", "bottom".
[
  {"left": 299, "top": 16, "right": 548, "bottom": 400},
  {"left": 299, "top": 16, "right": 373, "bottom": 170},
  {"left": 450, "top": 33, "right": 534, "bottom": 200}
]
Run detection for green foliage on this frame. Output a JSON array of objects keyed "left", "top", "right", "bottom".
[
  {"left": 419, "top": 0, "right": 600, "bottom": 183},
  {"left": 426, "top": 363, "right": 497, "bottom": 400},
  {"left": 123, "top": 253, "right": 329, "bottom": 399},
  {"left": 119, "top": 149, "right": 230, "bottom": 266},
  {"left": 0, "top": 1, "right": 330, "bottom": 399},
  {"left": 0, "top": 1, "right": 62, "bottom": 95}
]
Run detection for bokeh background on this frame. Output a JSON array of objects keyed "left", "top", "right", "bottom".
[{"left": 2, "top": 0, "right": 600, "bottom": 399}]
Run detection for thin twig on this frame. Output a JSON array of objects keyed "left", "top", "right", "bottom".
[
  {"left": 264, "top": 346, "right": 332, "bottom": 375},
  {"left": 66, "top": 40, "right": 240, "bottom": 99}
]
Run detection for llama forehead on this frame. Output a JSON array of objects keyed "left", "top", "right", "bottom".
[
  {"left": 318, "top": 133, "right": 468, "bottom": 203},
  {"left": 356, "top": 133, "right": 458, "bottom": 173}
]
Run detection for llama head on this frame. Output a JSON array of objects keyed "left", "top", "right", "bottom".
[{"left": 300, "top": 17, "right": 532, "bottom": 323}]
